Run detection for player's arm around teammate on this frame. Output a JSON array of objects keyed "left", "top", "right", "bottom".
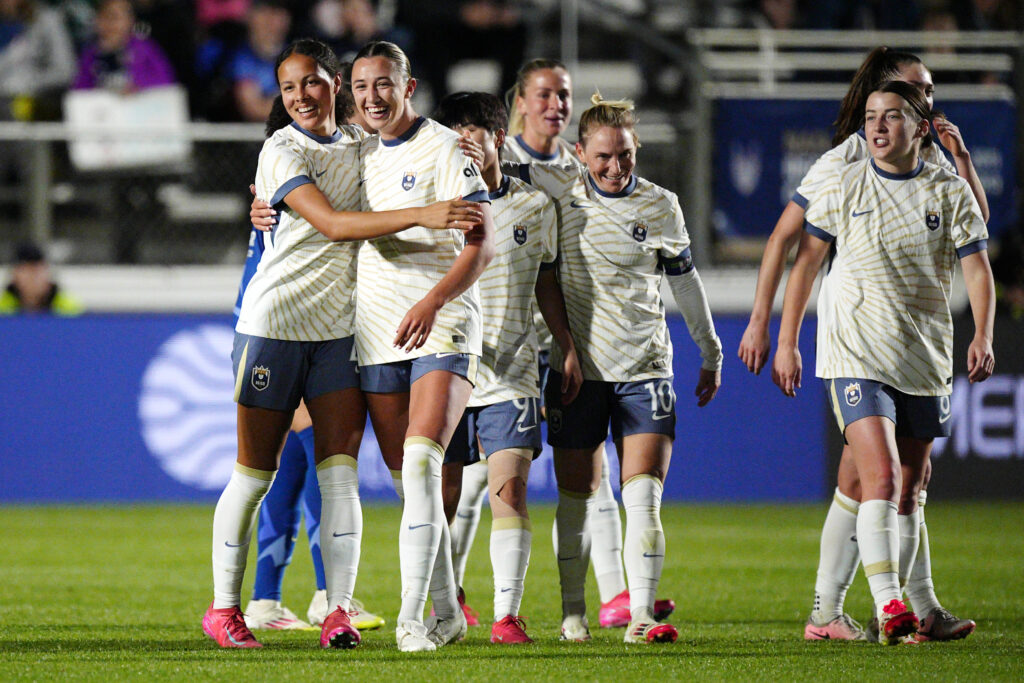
[
  {"left": 774, "top": 82, "right": 993, "bottom": 644},
  {"left": 538, "top": 95, "right": 721, "bottom": 645}
]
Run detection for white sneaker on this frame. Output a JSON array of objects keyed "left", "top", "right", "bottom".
[
  {"left": 307, "top": 590, "right": 328, "bottom": 626},
  {"left": 396, "top": 620, "right": 437, "bottom": 652},
  {"left": 424, "top": 610, "right": 467, "bottom": 646},
  {"left": 243, "top": 599, "right": 313, "bottom": 630},
  {"left": 560, "top": 614, "right": 592, "bottom": 642}
]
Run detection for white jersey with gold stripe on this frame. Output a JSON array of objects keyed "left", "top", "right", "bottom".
[
  {"left": 794, "top": 131, "right": 957, "bottom": 377},
  {"left": 355, "top": 117, "right": 490, "bottom": 365},
  {"left": 500, "top": 135, "right": 580, "bottom": 353},
  {"left": 804, "top": 158, "right": 988, "bottom": 395},
  {"left": 520, "top": 163, "right": 691, "bottom": 382},
  {"left": 237, "top": 122, "right": 365, "bottom": 341},
  {"left": 470, "top": 175, "right": 557, "bottom": 406}
]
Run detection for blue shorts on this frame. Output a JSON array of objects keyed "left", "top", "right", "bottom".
[
  {"left": 826, "top": 377, "right": 952, "bottom": 441},
  {"left": 360, "top": 353, "right": 477, "bottom": 393},
  {"left": 231, "top": 333, "right": 360, "bottom": 411},
  {"left": 445, "top": 397, "right": 543, "bottom": 465},
  {"left": 537, "top": 349, "right": 551, "bottom": 408},
  {"left": 545, "top": 373, "right": 676, "bottom": 449}
]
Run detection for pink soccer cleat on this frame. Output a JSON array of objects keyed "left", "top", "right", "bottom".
[
  {"left": 599, "top": 589, "right": 676, "bottom": 628},
  {"left": 624, "top": 620, "right": 679, "bottom": 644},
  {"left": 877, "top": 599, "right": 919, "bottom": 645},
  {"left": 320, "top": 607, "right": 361, "bottom": 649},
  {"left": 202, "top": 603, "right": 263, "bottom": 649},
  {"left": 804, "top": 613, "right": 867, "bottom": 641},
  {"left": 458, "top": 586, "right": 480, "bottom": 627},
  {"left": 490, "top": 615, "right": 533, "bottom": 644}
]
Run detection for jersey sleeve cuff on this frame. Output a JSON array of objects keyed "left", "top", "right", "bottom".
[
  {"left": 804, "top": 221, "right": 835, "bottom": 243},
  {"left": 792, "top": 191, "right": 809, "bottom": 209},
  {"left": 270, "top": 175, "right": 313, "bottom": 208},
  {"left": 956, "top": 239, "right": 988, "bottom": 259}
]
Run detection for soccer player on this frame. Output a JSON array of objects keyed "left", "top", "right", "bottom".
[
  {"left": 203, "top": 38, "right": 483, "bottom": 650},
  {"left": 739, "top": 47, "right": 985, "bottom": 642},
  {"left": 349, "top": 41, "right": 497, "bottom": 652},
  {"left": 517, "top": 94, "right": 722, "bottom": 644},
  {"left": 773, "top": 81, "right": 995, "bottom": 644},
  {"left": 433, "top": 90, "right": 583, "bottom": 644}
]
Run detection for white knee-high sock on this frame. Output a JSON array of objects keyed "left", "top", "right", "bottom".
[
  {"left": 812, "top": 488, "right": 861, "bottom": 621},
  {"left": 317, "top": 454, "right": 361, "bottom": 613},
  {"left": 555, "top": 488, "right": 592, "bottom": 618},
  {"left": 621, "top": 475, "right": 664, "bottom": 623},
  {"left": 390, "top": 468, "right": 404, "bottom": 502},
  {"left": 397, "top": 437, "right": 445, "bottom": 625},
  {"left": 898, "top": 510, "right": 920, "bottom": 592},
  {"left": 212, "top": 464, "right": 275, "bottom": 608},
  {"left": 428, "top": 517, "right": 459, "bottom": 619},
  {"left": 589, "top": 447, "right": 627, "bottom": 603},
  {"left": 452, "top": 460, "right": 489, "bottom": 587},
  {"left": 905, "top": 491, "right": 941, "bottom": 615},
  {"left": 857, "top": 499, "right": 901, "bottom": 614},
  {"left": 491, "top": 517, "right": 532, "bottom": 619}
]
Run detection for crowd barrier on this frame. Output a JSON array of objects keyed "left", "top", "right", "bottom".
[{"left": 1, "top": 315, "right": 827, "bottom": 503}]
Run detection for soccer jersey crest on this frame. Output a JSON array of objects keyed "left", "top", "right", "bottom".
[
  {"left": 844, "top": 381, "right": 861, "bottom": 407},
  {"left": 926, "top": 210, "right": 941, "bottom": 231},
  {"left": 402, "top": 171, "right": 417, "bottom": 191},
  {"left": 251, "top": 365, "right": 270, "bottom": 391},
  {"left": 632, "top": 221, "right": 648, "bottom": 242},
  {"left": 513, "top": 224, "right": 527, "bottom": 245},
  {"left": 548, "top": 408, "right": 563, "bottom": 433}
]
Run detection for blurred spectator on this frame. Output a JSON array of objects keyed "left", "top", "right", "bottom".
[
  {"left": 954, "top": 0, "right": 1020, "bottom": 31},
  {"left": 299, "top": 0, "right": 405, "bottom": 63},
  {"left": 72, "top": 0, "right": 177, "bottom": 93},
  {"left": 0, "top": 0, "right": 76, "bottom": 121},
  {"left": 134, "top": 0, "right": 198, "bottom": 106},
  {"left": 746, "top": 0, "right": 802, "bottom": 29},
  {"left": 0, "top": 242, "right": 82, "bottom": 315},
  {"left": 195, "top": 0, "right": 291, "bottom": 121},
  {"left": 395, "top": 0, "right": 525, "bottom": 101},
  {"left": 805, "top": 0, "right": 921, "bottom": 30}
]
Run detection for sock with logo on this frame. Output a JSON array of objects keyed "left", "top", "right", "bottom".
[
  {"left": 317, "top": 453, "right": 361, "bottom": 613},
  {"left": 905, "top": 490, "right": 942, "bottom": 615},
  {"left": 451, "top": 460, "right": 489, "bottom": 587},
  {"left": 555, "top": 488, "right": 592, "bottom": 618},
  {"left": 811, "top": 488, "right": 861, "bottom": 622},
  {"left": 491, "top": 517, "right": 532, "bottom": 620},
  {"left": 397, "top": 438, "right": 446, "bottom": 624},
  {"left": 212, "top": 464, "right": 276, "bottom": 608},
  {"left": 857, "top": 499, "right": 902, "bottom": 614},
  {"left": 589, "top": 447, "right": 627, "bottom": 603},
  {"left": 296, "top": 427, "right": 327, "bottom": 591},
  {"left": 622, "top": 475, "right": 664, "bottom": 622},
  {"left": 250, "top": 432, "right": 306, "bottom": 602}
]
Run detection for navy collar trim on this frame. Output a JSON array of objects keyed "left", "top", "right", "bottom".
[
  {"left": 514, "top": 135, "right": 560, "bottom": 161},
  {"left": 381, "top": 116, "right": 426, "bottom": 147},
  {"left": 489, "top": 174, "right": 511, "bottom": 201},
  {"left": 290, "top": 121, "right": 342, "bottom": 144},
  {"left": 857, "top": 128, "right": 866, "bottom": 140},
  {"left": 587, "top": 172, "right": 637, "bottom": 197},
  {"left": 871, "top": 158, "right": 925, "bottom": 180}
]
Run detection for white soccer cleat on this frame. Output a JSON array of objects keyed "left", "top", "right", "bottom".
[
  {"left": 243, "top": 599, "right": 313, "bottom": 630},
  {"left": 424, "top": 610, "right": 468, "bottom": 646},
  {"left": 307, "top": 589, "right": 328, "bottom": 626},
  {"left": 396, "top": 620, "right": 437, "bottom": 652},
  {"left": 559, "top": 614, "right": 592, "bottom": 642}
]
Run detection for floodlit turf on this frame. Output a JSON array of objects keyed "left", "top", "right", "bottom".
[{"left": 0, "top": 502, "right": 1021, "bottom": 681}]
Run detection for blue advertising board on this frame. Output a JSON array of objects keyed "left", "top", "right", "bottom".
[
  {"left": 0, "top": 314, "right": 826, "bottom": 503},
  {"left": 713, "top": 97, "right": 1016, "bottom": 239}
]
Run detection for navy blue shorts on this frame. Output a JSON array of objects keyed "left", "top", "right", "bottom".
[
  {"left": 537, "top": 349, "right": 551, "bottom": 409},
  {"left": 231, "top": 333, "right": 359, "bottom": 411},
  {"left": 545, "top": 373, "right": 676, "bottom": 449},
  {"left": 360, "top": 353, "right": 477, "bottom": 393},
  {"left": 826, "top": 377, "right": 951, "bottom": 441},
  {"left": 445, "top": 397, "right": 543, "bottom": 464}
]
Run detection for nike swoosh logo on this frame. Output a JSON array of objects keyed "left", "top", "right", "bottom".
[
  {"left": 569, "top": 200, "right": 591, "bottom": 208},
  {"left": 333, "top": 532, "right": 358, "bottom": 537},
  {"left": 642, "top": 552, "right": 664, "bottom": 558},
  {"left": 224, "top": 541, "right": 246, "bottom": 548},
  {"left": 850, "top": 535, "right": 857, "bottom": 543},
  {"left": 408, "top": 523, "right": 432, "bottom": 530},
  {"left": 598, "top": 506, "right": 615, "bottom": 513},
  {"left": 516, "top": 423, "right": 536, "bottom": 433},
  {"left": 435, "top": 352, "right": 460, "bottom": 358},
  {"left": 557, "top": 555, "right": 579, "bottom": 561},
  {"left": 456, "top": 511, "right": 474, "bottom": 519},
  {"left": 852, "top": 209, "right": 873, "bottom": 217},
  {"left": 938, "top": 411, "right": 951, "bottom": 423},
  {"left": 500, "top": 588, "right": 513, "bottom": 593},
  {"left": 651, "top": 414, "right": 671, "bottom": 421},
  {"left": 315, "top": 169, "right": 327, "bottom": 178}
]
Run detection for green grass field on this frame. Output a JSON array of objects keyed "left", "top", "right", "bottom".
[{"left": 1, "top": 502, "right": 1021, "bottom": 681}]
